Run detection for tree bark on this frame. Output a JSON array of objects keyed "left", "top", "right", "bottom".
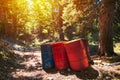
[
  {"left": 51, "top": 1, "right": 64, "bottom": 41},
  {"left": 98, "top": 0, "right": 116, "bottom": 56},
  {"left": 58, "top": 3, "right": 64, "bottom": 41}
]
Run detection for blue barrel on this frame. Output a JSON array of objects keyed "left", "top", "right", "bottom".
[{"left": 41, "top": 43, "right": 54, "bottom": 69}]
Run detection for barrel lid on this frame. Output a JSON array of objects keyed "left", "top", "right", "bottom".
[{"left": 65, "top": 38, "right": 86, "bottom": 44}]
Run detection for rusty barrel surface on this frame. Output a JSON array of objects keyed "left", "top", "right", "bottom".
[
  {"left": 52, "top": 42, "right": 69, "bottom": 70},
  {"left": 64, "top": 39, "right": 89, "bottom": 71}
]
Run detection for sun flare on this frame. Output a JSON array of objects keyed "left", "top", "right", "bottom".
[{"left": 27, "top": 0, "right": 33, "bottom": 9}]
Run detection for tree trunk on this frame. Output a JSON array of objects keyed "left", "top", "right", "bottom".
[
  {"left": 3, "top": 7, "right": 8, "bottom": 37},
  {"left": 51, "top": 1, "right": 64, "bottom": 41},
  {"left": 98, "top": 0, "right": 116, "bottom": 56},
  {"left": 58, "top": 3, "right": 64, "bottom": 41}
]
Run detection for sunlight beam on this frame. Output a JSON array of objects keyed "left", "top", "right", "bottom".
[{"left": 27, "top": 0, "right": 33, "bottom": 9}]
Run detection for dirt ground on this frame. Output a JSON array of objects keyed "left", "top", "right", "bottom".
[{"left": 0, "top": 39, "right": 120, "bottom": 80}]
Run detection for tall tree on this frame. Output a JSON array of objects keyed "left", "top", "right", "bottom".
[
  {"left": 58, "top": 2, "right": 64, "bottom": 40},
  {"left": 51, "top": 0, "right": 65, "bottom": 41},
  {"left": 98, "top": 0, "right": 117, "bottom": 56},
  {"left": 1, "top": 0, "right": 10, "bottom": 37}
]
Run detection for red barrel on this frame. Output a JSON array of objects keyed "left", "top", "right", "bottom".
[
  {"left": 81, "top": 39, "right": 91, "bottom": 60},
  {"left": 64, "top": 39, "right": 89, "bottom": 71},
  {"left": 52, "top": 42, "right": 69, "bottom": 70}
]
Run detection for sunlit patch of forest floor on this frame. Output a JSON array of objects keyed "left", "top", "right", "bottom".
[
  {"left": 114, "top": 43, "right": 120, "bottom": 55},
  {"left": 0, "top": 38, "right": 120, "bottom": 80}
]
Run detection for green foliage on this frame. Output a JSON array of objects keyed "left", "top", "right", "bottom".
[
  {"left": 0, "top": 0, "right": 100, "bottom": 42},
  {"left": 42, "top": 29, "right": 48, "bottom": 34},
  {"left": 62, "top": 0, "right": 99, "bottom": 40},
  {"left": 62, "top": 1, "right": 80, "bottom": 24},
  {"left": 0, "top": 0, "right": 52, "bottom": 40},
  {"left": 113, "top": 0, "right": 120, "bottom": 42},
  {"left": 0, "top": 50, "right": 8, "bottom": 59},
  {"left": 114, "top": 43, "right": 120, "bottom": 54},
  {"left": 1, "top": 0, "right": 118, "bottom": 44}
]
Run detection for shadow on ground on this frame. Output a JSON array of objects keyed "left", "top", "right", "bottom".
[
  {"left": 44, "top": 66, "right": 99, "bottom": 79},
  {"left": 106, "top": 56, "right": 120, "bottom": 63},
  {"left": 0, "top": 53, "right": 25, "bottom": 80},
  {"left": 0, "top": 50, "right": 43, "bottom": 80},
  {"left": 1, "top": 37, "right": 40, "bottom": 53}
]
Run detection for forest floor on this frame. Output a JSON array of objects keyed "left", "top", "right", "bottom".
[{"left": 0, "top": 38, "right": 120, "bottom": 80}]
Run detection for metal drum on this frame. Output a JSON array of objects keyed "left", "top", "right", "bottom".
[
  {"left": 52, "top": 42, "right": 69, "bottom": 70},
  {"left": 64, "top": 39, "right": 89, "bottom": 71},
  {"left": 41, "top": 43, "right": 54, "bottom": 69}
]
